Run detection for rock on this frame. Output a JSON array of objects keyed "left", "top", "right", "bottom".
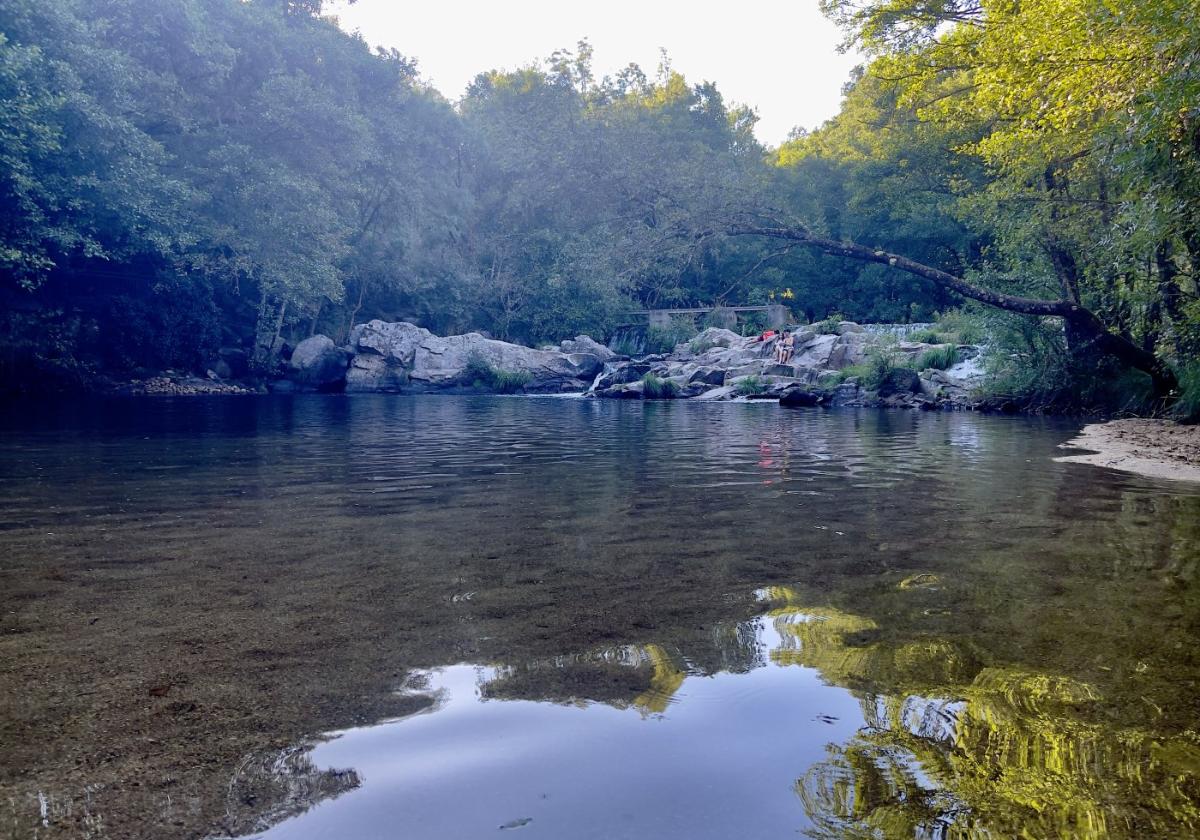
[
  {"left": 211, "top": 359, "right": 233, "bottom": 380},
  {"left": 792, "top": 334, "right": 838, "bottom": 369},
  {"left": 677, "top": 381, "right": 713, "bottom": 398},
  {"left": 689, "top": 327, "right": 742, "bottom": 350},
  {"left": 218, "top": 347, "right": 249, "bottom": 378},
  {"left": 593, "top": 362, "right": 652, "bottom": 392},
  {"left": 560, "top": 335, "right": 616, "bottom": 362},
  {"left": 829, "top": 383, "right": 862, "bottom": 407},
  {"left": 827, "top": 332, "right": 872, "bottom": 368},
  {"left": 346, "top": 353, "right": 408, "bottom": 393},
  {"left": 763, "top": 363, "right": 799, "bottom": 378},
  {"left": 694, "top": 385, "right": 737, "bottom": 401},
  {"left": 724, "top": 362, "right": 767, "bottom": 382},
  {"left": 837, "top": 321, "right": 866, "bottom": 335},
  {"left": 878, "top": 368, "right": 921, "bottom": 396},
  {"left": 779, "top": 387, "right": 824, "bottom": 408},
  {"left": 345, "top": 320, "right": 603, "bottom": 393},
  {"left": 288, "top": 335, "right": 350, "bottom": 391},
  {"left": 687, "top": 367, "right": 727, "bottom": 386}
]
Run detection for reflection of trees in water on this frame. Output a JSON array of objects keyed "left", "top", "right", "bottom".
[
  {"left": 471, "top": 579, "right": 1200, "bottom": 837},
  {"left": 763, "top": 589, "right": 1200, "bottom": 839}
]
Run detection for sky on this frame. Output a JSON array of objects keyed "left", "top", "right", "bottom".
[{"left": 327, "top": 1, "right": 861, "bottom": 148}]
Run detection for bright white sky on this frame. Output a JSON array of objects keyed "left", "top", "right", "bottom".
[{"left": 327, "top": 1, "right": 860, "bottom": 147}]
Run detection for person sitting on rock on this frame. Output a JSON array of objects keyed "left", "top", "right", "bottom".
[{"left": 779, "top": 331, "right": 795, "bottom": 364}]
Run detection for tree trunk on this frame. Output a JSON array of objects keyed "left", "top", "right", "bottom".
[
  {"left": 730, "top": 222, "right": 1179, "bottom": 400},
  {"left": 252, "top": 293, "right": 287, "bottom": 374}
]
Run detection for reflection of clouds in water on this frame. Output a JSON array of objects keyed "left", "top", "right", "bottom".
[{"left": 259, "top": 586, "right": 1200, "bottom": 840}]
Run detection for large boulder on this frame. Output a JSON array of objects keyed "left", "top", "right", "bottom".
[
  {"left": 791, "top": 334, "right": 839, "bottom": 369},
  {"left": 288, "top": 335, "right": 350, "bottom": 391},
  {"left": 346, "top": 320, "right": 603, "bottom": 393},
  {"left": 779, "top": 387, "right": 824, "bottom": 407},
  {"left": 560, "top": 335, "right": 616, "bottom": 362},
  {"left": 346, "top": 354, "right": 408, "bottom": 393},
  {"left": 687, "top": 367, "right": 726, "bottom": 386}
]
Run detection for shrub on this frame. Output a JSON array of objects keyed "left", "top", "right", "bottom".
[
  {"left": 734, "top": 374, "right": 768, "bottom": 396},
  {"left": 934, "top": 309, "right": 987, "bottom": 345},
  {"left": 645, "top": 317, "right": 698, "bottom": 354},
  {"left": 1172, "top": 361, "right": 1200, "bottom": 423},
  {"left": 813, "top": 315, "right": 844, "bottom": 335},
  {"left": 609, "top": 333, "right": 642, "bottom": 357},
  {"left": 641, "top": 372, "right": 678, "bottom": 399},
  {"left": 688, "top": 336, "right": 718, "bottom": 354},
  {"left": 463, "top": 352, "right": 531, "bottom": 393},
  {"left": 908, "top": 328, "right": 944, "bottom": 344},
  {"left": 978, "top": 311, "right": 1155, "bottom": 414},
  {"left": 851, "top": 342, "right": 919, "bottom": 394},
  {"left": 915, "top": 345, "right": 959, "bottom": 371},
  {"left": 836, "top": 364, "right": 869, "bottom": 385},
  {"left": 490, "top": 368, "right": 533, "bottom": 393},
  {"left": 739, "top": 312, "right": 767, "bottom": 336}
]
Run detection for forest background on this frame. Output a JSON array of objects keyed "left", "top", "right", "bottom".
[{"left": 2, "top": 0, "right": 1197, "bottom": 414}]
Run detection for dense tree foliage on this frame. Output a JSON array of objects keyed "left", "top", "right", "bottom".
[
  {"left": 771, "top": 0, "right": 1200, "bottom": 407},
  {"left": 1, "top": 0, "right": 1196, "bottom": 410}
]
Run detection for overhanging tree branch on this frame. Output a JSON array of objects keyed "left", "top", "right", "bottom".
[{"left": 728, "top": 220, "right": 1179, "bottom": 399}]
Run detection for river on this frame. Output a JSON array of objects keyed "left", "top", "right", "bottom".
[{"left": 1, "top": 396, "right": 1198, "bottom": 839}]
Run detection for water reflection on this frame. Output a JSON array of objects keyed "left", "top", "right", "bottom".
[
  {"left": 1, "top": 397, "right": 1199, "bottom": 839},
  {"left": 261, "top": 584, "right": 1200, "bottom": 839}
]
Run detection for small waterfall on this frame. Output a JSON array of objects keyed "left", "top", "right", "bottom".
[{"left": 586, "top": 361, "right": 618, "bottom": 395}]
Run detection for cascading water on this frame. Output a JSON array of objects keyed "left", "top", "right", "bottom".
[{"left": 586, "top": 361, "right": 619, "bottom": 395}]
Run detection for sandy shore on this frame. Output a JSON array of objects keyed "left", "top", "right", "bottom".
[{"left": 1056, "top": 419, "right": 1200, "bottom": 482}]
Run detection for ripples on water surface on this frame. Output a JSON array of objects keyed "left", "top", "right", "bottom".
[{"left": 1, "top": 396, "right": 1199, "bottom": 839}]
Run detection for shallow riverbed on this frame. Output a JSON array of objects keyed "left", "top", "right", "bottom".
[{"left": 2, "top": 396, "right": 1199, "bottom": 839}]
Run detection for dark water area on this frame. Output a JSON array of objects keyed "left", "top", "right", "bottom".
[{"left": 1, "top": 396, "right": 1199, "bottom": 839}]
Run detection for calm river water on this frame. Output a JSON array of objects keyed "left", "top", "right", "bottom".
[{"left": 1, "top": 396, "right": 1199, "bottom": 839}]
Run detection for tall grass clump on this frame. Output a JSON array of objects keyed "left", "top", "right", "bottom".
[
  {"left": 734, "top": 375, "right": 768, "bottom": 396},
  {"left": 641, "top": 373, "right": 678, "bottom": 399},
  {"left": 463, "top": 353, "right": 531, "bottom": 393},
  {"left": 915, "top": 345, "right": 959, "bottom": 371},
  {"left": 908, "top": 328, "right": 945, "bottom": 344}
]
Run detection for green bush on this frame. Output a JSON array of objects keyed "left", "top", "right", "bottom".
[
  {"left": 738, "top": 312, "right": 767, "bottom": 336},
  {"left": 813, "top": 315, "right": 843, "bottom": 335},
  {"left": 734, "top": 374, "right": 768, "bottom": 396},
  {"left": 908, "top": 328, "right": 944, "bottom": 344},
  {"left": 645, "top": 317, "right": 698, "bottom": 354},
  {"left": 463, "top": 353, "right": 531, "bottom": 393},
  {"left": 934, "top": 309, "right": 987, "bottom": 345},
  {"left": 610, "top": 334, "right": 641, "bottom": 357},
  {"left": 978, "top": 311, "right": 1155, "bottom": 414},
  {"left": 1173, "top": 361, "right": 1200, "bottom": 423},
  {"left": 915, "top": 345, "right": 959, "bottom": 371},
  {"left": 641, "top": 372, "right": 678, "bottom": 399},
  {"left": 688, "top": 336, "right": 718, "bottom": 354}
]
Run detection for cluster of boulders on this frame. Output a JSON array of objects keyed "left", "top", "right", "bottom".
[
  {"left": 280, "top": 321, "right": 614, "bottom": 394},
  {"left": 588, "top": 322, "right": 986, "bottom": 410},
  {"left": 243, "top": 318, "right": 988, "bottom": 410}
]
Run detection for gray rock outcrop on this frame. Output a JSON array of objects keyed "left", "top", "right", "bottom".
[
  {"left": 288, "top": 335, "right": 350, "bottom": 391},
  {"left": 589, "top": 321, "right": 986, "bottom": 410},
  {"left": 560, "top": 335, "right": 616, "bottom": 362},
  {"left": 343, "top": 320, "right": 603, "bottom": 393}
]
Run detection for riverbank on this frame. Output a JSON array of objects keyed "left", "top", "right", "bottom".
[{"left": 1056, "top": 419, "right": 1200, "bottom": 482}]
